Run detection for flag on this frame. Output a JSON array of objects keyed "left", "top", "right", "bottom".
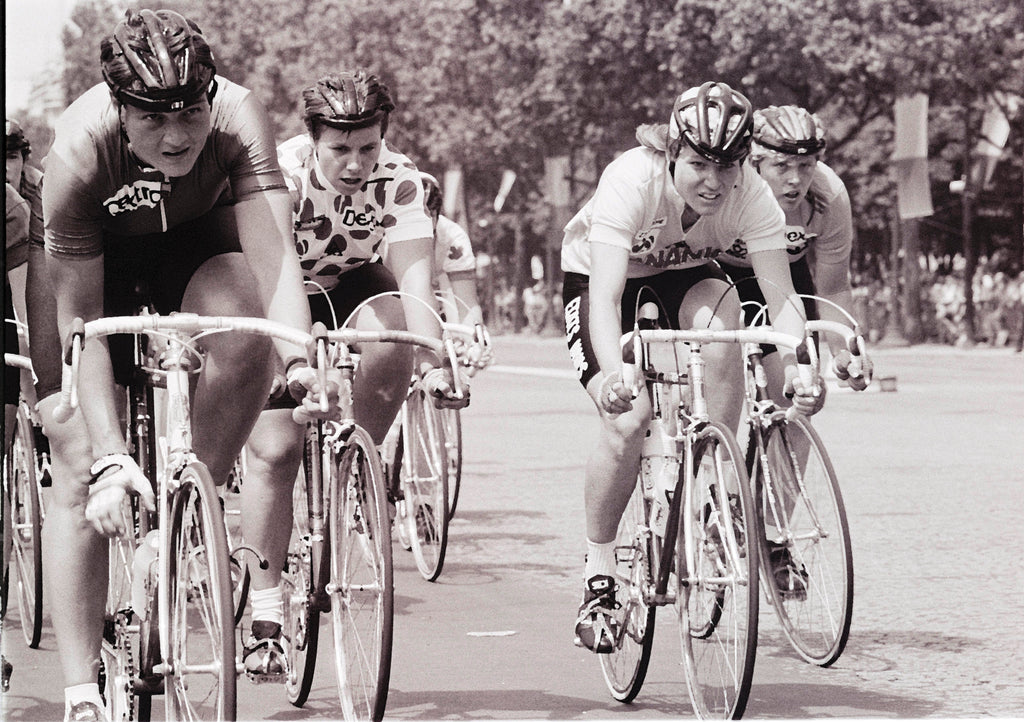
[
  {"left": 970, "top": 93, "right": 1018, "bottom": 189},
  {"left": 443, "top": 167, "right": 469, "bottom": 228},
  {"left": 493, "top": 169, "right": 517, "bottom": 212},
  {"left": 893, "top": 93, "right": 933, "bottom": 219}
]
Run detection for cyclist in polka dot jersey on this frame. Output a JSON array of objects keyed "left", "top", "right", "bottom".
[{"left": 238, "top": 70, "right": 469, "bottom": 681}]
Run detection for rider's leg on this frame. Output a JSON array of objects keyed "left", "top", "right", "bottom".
[{"left": 351, "top": 295, "right": 413, "bottom": 445}]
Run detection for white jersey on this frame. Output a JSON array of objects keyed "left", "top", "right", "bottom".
[
  {"left": 277, "top": 135, "right": 434, "bottom": 291},
  {"left": 434, "top": 214, "right": 476, "bottom": 277},
  {"left": 560, "top": 146, "right": 786, "bottom": 278},
  {"left": 720, "top": 161, "right": 852, "bottom": 268}
]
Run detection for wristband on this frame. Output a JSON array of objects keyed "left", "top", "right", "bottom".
[
  {"left": 89, "top": 453, "right": 135, "bottom": 486},
  {"left": 284, "top": 356, "right": 307, "bottom": 376}
]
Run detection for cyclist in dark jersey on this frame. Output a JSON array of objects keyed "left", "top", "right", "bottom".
[{"left": 30, "top": 10, "right": 328, "bottom": 721}]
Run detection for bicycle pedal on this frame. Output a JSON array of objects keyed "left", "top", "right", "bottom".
[{"left": 244, "top": 670, "right": 286, "bottom": 684}]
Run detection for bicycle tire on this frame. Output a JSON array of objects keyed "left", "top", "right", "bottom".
[
  {"left": 164, "top": 462, "right": 237, "bottom": 721},
  {"left": 442, "top": 408, "right": 462, "bottom": 518},
  {"left": 285, "top": 458, "right": 324, "bottom": 707},
  {"left": 399, "top": 388, "right": 449, "bottom": 581},
  {"left": 599, "top": 479, "right": 656, "bottom": 702},
  {"left": 753, "top": 415, "right": 853, "bottom": 666},
  {"left": 328, "top": 425, "right": 394, "bottom": 722},
  {"left": 8, "top": 403, "right": 44, "bottom": 648},
  {"left": 102, "top": 493, "right": 143, "bottom": 722},
  {"left": 678, "top": 421, "right": 758, "bottom": 720}
]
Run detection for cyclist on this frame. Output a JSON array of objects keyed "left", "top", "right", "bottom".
[
  {"left": 560, "top": 82, "right": 826, "bottom": 654},
  {"left": 239, "top": 70, "right": 469, "bottom": 681},
  {"left": 30, "top": 10, "right": 327, "bottom": 721},
  {"left": 718, "top": 104, "right": 871, "bottom": 393}
]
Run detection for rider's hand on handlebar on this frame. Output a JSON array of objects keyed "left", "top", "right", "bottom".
[
  {"left": 287, "top": 363, "right": 344, "bottom": 423},
  {"left": 784, "top": 373, "right": 827, "bottom": 416},
  {"left": 831, "top": 349, "right": 872, "bottom": 392},
  {"left": 595, "top": 371, "right": 633, "bottom": 416},
  {"left": 86, "top": 454, "right": 156, "bottom": 538},
  {"left": 422, "top": 366, "right": 470, "bottom": 409}
]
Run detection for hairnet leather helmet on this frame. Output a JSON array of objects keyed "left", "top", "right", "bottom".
[
  {"left": 302, "top": 71, "right": 395, "bottom": 137},
  {"left": 420, "top": 172, "right": 443, "bottom": 216},
  {"left": 668, "top": 82, "right": 754, "bottom": 164},
  {"left": 6, "top": 119, "right": 31, "bottom": 156},
  {"left": 100, "top": 9, "right": 217, "bottom": 112},
  {"left": 753, "top": 105, "right": 827, "bottom": 155}
]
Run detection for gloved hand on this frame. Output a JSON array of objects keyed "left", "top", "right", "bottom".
[
  {"left": 287, "top": 362, "right": 345, "bottom": 424},
  {"left": 784, "top": 374, "right": 827, "bottom": 416},
  {"left": 421, "top": 366, "right": 470, "bottom": 409},
  {"left": 831, "top": 349, "right": 873, "bottom": 392},
  {"left": 86, "top": 454, "right": 156, "bottom": 537},
  {"left": 595, "top": 371, "right": 634, "bottom": 416}
]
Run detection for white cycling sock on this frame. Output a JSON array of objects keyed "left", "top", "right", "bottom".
[
  {"left": 64, "top": 683, "right": 104, "bottom": 716},
  {"left": 585, "top": 539, "right": 617, "bottom": 580},
  {"left": 249, "top": 584, "right": 284, "bottom": 626}
]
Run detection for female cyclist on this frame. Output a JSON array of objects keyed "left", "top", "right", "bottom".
[
  {"left": 561, "top": 82, "right": 826, "bottom": 653},
  {"left": 239, "top": 70, "right": 469, "bottom": 680}
]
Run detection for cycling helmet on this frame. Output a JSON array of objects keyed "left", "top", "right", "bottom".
[
  {"left": 6, "top": 119, "right": 31, "bottom": 156},
  {"left": 420, "top": 172, "right": 443, "bottom": 216},
  {"left": 100, "top": 9, "right": 217, "bottom": 112},
  {"left": 753, "top": 105, "right": 827, "bottom": 155},
  {"left": 668, "top": 82, "right": 753, "bottom": 164},
  {"left": 302, "top": 71, "right": 395, "bottom": 137}
]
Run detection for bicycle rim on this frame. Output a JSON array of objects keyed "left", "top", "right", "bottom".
[
  {"left": 758, "top": 416, "right": 853, "bottom": 666},
  {"left": 329, "top": 426, "right": 394, "bottom": 722},
  {"left": 165, "top": 463, "right": 237, "bottom": 721},
  {"left": 678, "top": 422, "right": 758, "bottom": 719},
  {"left": 10, "top": 406, "right": 43, "bottom": 648},
  {"left": 401, "top": 390, "right": 449, "bottom": 581},
  {"left": 442, "top": 408, "right": 462, "bottom": 518},
  {"left": 599, "top": 480, "right": 656, "bottom": 702},
  {"left": 285, "top": 467, "right": 321, "bottom": 707}
]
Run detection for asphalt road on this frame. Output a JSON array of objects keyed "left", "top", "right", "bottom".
[{"left": 3, "top": 337, "right": 1023, "bottom": 720}]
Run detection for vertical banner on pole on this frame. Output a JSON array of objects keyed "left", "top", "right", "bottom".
[
  {"left": 443, "top": 166, "right": 469, "bottom": 228},
  {"left": 970, "top": 93, "right": 1017, "bottom": 189},
  {"left": 893, "top": 93, "right": 933, "bottom": 219}
]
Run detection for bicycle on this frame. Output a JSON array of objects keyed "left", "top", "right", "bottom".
[
  {"left": 282, "top": 324, "right": 460, "bottom": 719},
  {"left": 3, "top": 350, "right": 49, "bottom": 648},
  {"left": 55, "top": 312, "right": 314, "bottom": 722},
  {"left": 742, "top": 303, "right": 869, "bottom": 667},
  {"left": 597, "top": 303, "right": 822, "bottom": 719}
]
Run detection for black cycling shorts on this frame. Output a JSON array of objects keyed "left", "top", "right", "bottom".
[
  {"left": 30, "top": 209, "right": 242, "bottom": 399},
  {"left": 561, "top": 264, "right": 728, "bottom": 389},
  {"left": 719, "top": 255, "right": 819, "bottom": 355}
]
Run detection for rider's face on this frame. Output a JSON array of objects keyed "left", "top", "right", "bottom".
[
  {"left": 671, "top": 146, "right": 741, "bottom": 215},
  {"left": 313, "top": 124, "right": 383, "bottom": 195},
  {"left": 120, "top": 101, "right": 213, "bottom": 177},
  {"left": 6, "top": 150, "right": 25, "bottom": 186},
  {"left": 757, "top": 153, "right": 818, "bottom": 211}
]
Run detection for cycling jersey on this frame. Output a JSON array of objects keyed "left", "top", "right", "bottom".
[
  {"left": 433, "top": 215, "right": 475, "bottom": 277},
  {"left": 6, "top": 166, "right": 43, "bottom": 268},
  {"left": 560, "top": 146, "right": 785, "bottom": 278},
  {"left": 43, "top": 78, "right": 286, "bottom": 260},
  {"left": 276, "top": 135, "right": 433, "bottom": 291},
  {"left": 719, "top": 161, "right": 852, "bottom": 268}
]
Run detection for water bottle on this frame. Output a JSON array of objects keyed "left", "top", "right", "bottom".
[
  {"left": 131, "top": 530, "right": 160, "bottom": 620},
  {"left": 643, "top": 415, "right": 678, "bottom": 537}
]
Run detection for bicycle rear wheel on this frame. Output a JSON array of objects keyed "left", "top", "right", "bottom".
[
  {"left": 599, "top": 479, "right": 656, "bottom": 702},
  {"left": 755, "top": 415, "right": 852, "bottom": 666},
  {"left": 441, "top": 408, "right": 462, "bottom": 518},
  {"left": 164, "top": 462, "right": 237, "bottom": 722},
  {"left": 678, "top": 421, "right": 758, "bottom": 719},
  {"left": 328, "top": 425, "right": 394, "bottom": 722},
  {"left": 7, "top": 403, "right": 43, "bottom": 648},
  {"left": 398, "top": 388, "right": 449, "bottom": 581},
  {"left": 285, "top": 461, "right": 323, "bottom": 707}
]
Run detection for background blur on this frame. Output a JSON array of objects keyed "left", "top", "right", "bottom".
[{"left": 6, "top": 0, "right": 1023, "bottom": 346}]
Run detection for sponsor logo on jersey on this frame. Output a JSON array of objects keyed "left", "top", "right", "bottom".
[
  {"left": 639, "top": 240, "right": 720, "bottom": 268},
  {"left": 103, "top": 180, "right": 168, "bottom": 216}
]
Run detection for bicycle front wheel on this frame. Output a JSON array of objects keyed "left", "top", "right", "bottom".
[
  {"left": 8, "top": 403, "right": 44, "bottom": 648},
  {"left": 285, "top": 462, "right": 323, "bottom": 707},
  {"left": 165, "top": 462, "right": 237, "bottom": 722},
  {"left": 398, "top": 389, "right": 449, "bottom": 581},
  {"left": 328, "top": 425, "right": 394, "bottom": 722},
  {"left": 441, "top": 408, "right": 462, "bottom": 518},
  {"left": 755, "top": 415, "right": 853, "bottom": 666},
  {"left": 599, "top": 478, "right": 655, "bottom": 702},
  {"left": 678, "top": 421, "right": 758, "bottom": 719}
]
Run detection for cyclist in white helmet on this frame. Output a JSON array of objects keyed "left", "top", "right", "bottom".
[
  {"left": 718, "top": 104, "right": 871, "bottom": 393},
  {"left": 561, "top": 82, "right": 826, "bottom": 653}
]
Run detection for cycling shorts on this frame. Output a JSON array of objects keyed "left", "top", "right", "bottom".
[
  {"left": 30, "top": 209, "right": 242, "bottom": 399},
  {"left": 265, "top": 261, "right": 399, "bottom": 411},
  {"left": 719, "top": 255, "right": 819, "bottom": 355},
  {"left": 562, "top": 264, "right": 728, "bottom": 389}
]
